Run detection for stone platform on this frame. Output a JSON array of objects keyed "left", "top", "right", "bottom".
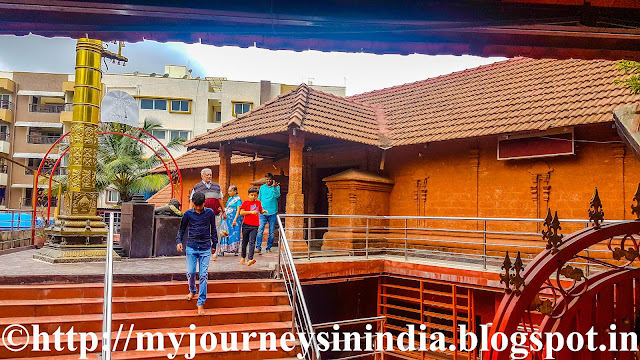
[{"left": 0, "top": 248, "right": 279, "bottom": 284}]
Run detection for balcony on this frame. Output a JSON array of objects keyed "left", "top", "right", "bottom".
[
  {"left": 0, "top": 132, "right": 9, "bottom": 154},
  {"left": 0, "top": 78, "right": 15, "bottom": 93},
  {"left": 25, "top": 167, "right": 53, "bottom": 176},
  {"left": 21, "top": 197, "right": 58, "bottom": 208},
  {"left": 0, "top": 165, "right": 8, "bottom": 186},
  {"left": 27, "top": 134, "right": 62, "bottom": 145},
  {"left": 0, "top": 100, "right": 12, "bottom": 123},
  {"left": 59, "top": 103, "right": 73, "bottom": 123},
  {"left": 29, "top": 103, "right": 65, "bottom": 113}
]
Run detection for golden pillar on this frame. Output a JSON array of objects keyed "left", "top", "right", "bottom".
[{"left": 35, "top": 39, "right": 116, "bottom": 263}]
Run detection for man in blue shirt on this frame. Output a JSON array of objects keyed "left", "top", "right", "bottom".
[
  {"left": 256, "top": 173, "right": 280, "bottom": 253},
  {"left": 176, "top": 191, "right": 218, "bottom": 315}
]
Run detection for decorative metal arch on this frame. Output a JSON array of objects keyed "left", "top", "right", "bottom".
[
  {"left": 489, "top": 187, "right": 640, "bottom": 360},
  {"left": 32, "top": 129, "right": 184, "bottom": 242}
]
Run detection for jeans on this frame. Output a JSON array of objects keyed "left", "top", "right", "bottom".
[
  {"left": 186, "top": 246, "right": 211, "bottom": 306},
  {"left": 241, "top": 224, "right": 258, "bottom": 260},
  {"left": 256, "top": 213, "right": 277, "bottom": 251}
]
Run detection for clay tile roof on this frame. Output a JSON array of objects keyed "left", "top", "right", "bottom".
[
  {"left": 149, "top": 149, "right": 257, "bottom": 174},
  {"left": 187, "top": 58, "right": 639, "bottom": 150},
  {"left": 186, "top": 84, "right": 387, "bottom": 147},
  {"left": 349, "top": 57, "right": 640, "bottom": 146},
  {"left": 147, "top": 184, "right": 172, "bottom": 207}
]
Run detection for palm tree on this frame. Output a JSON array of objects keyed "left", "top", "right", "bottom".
[{"left": 50, "top": 118, "right": 184, "bottom": 205}]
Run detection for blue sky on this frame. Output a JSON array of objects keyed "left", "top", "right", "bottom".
[{"left": 0, "top": 35, "right": 505, "bottom": 96}]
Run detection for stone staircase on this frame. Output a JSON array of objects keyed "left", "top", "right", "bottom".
[{"left": 0, "top": 279, "right": 298, "bottom": 359}]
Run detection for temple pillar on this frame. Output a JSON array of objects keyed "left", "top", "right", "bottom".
[
  {"left": 219, "top": 143, "right": 232, "bottom": 203},
  {"left": 34, "top": 39, "right": 117, "bottom": 263},
  {"left": 285, "top": 127, "right": 306, "bottom": 252},
  {"left": 321, "top": 169, "right": 394, "bottom": 251}
]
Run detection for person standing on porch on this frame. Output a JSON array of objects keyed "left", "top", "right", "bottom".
[
  {"left": 191, "top": 168, "right": 226, "bottom": 249},
  {"left": 218, "top": 185, "right": 242, "bottom": 255},
  {"left": 256, "top": 172, "right": 280, "bottom": 253}
]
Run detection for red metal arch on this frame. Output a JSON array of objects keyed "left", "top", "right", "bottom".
[
  {"left": 32, "top": 129, "right": 184, "bottom": 242},
  {"left": 489, "top": 220, "right": 640, "bottom": 360}
]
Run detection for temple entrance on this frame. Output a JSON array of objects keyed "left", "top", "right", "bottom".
[{"left": 310, "top": 166, "right": 352, "bottom": 249}]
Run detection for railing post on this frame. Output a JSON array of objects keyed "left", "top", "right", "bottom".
[
  {"left": 366, "top": 218, "right": 369, "bottom": 259},
  {"left": 483, "top": 220, "right": 487, "bottom": 270},
  {"left": 585, "top": 248, "right": 590, "bottom": 277},
  {"left": 307, "top": 217, "right": 311, "bottom": 261},
  {"left": 276, "top": 243, "right": 282, "bottom": 279},
  {"left": 404, "top": 218, "right": 408, "bottom": 261},
  {"left": 102, "top": 212, "right": 115, "bottom": 360},
  {"left": 291, "top": 280, "right": 297, "bottom": 333},
  {"left": 10, "top": 210, "right": 14, "bottom": 248}
]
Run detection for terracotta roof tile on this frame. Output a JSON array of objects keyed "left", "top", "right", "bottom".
[
  {"left": 186, "top": 84, "right": 385, "bottom": 147},
  {"left": 188, "top": 58, "right": 638, "bottom": 150},
  {"left": 347, "top": 57, "right": 639, "bottom": 146},
  {"left": 147, "top": 184, "right": 172, "bottom": 207},
  {"left": 149, "top": 150, "right": 256, "bottom": 173}
]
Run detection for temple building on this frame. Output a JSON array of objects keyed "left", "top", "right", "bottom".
[{"left": 151, "top": 58, "right": 640, "bottom": 234}]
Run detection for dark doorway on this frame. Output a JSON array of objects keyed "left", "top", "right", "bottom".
[{"left": 312, "top": 166, "right": 352, "bottom": 249}]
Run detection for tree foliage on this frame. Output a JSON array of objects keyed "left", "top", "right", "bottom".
[
  {"left": 616, "top": 60, "right": 640, "bottom": 95},
  {"left": 51, "top": 118, "right": 184, "bottom": 205}
]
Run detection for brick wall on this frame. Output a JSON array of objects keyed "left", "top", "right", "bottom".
[{"left": 178, "top": 123, "right": 637, "bottom": 228}]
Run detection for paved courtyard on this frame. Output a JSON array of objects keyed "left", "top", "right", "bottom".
[{"left": 0, "top": 248, "right": 279, "bottom": 279}]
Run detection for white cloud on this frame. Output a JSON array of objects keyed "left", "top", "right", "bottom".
[
  {"left": 0, "top": 35, "right": 506, "bottom": 96},
  {"left": 183, "top": 43, "right": 506, "bottom": 95}
]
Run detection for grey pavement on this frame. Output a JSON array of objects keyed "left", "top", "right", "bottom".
[{"left": 0, "top": 248, "right": 279, "bottom": 277}]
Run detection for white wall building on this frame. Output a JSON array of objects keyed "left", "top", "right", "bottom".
[
  {"left": 84, "top": 66, "right": 345, "bottom": 159},
  {"left": 80, "top": 65, "right": 345, "bottom": 207}
]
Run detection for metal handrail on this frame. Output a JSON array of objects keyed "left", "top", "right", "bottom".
[
  {"left": 27, "top": 134, "right": 62, "bottom": 144},
  {"left": 313, "top": 315, "right": 386, "bottom": 329},
  {"left": 276, "top": 215, "right": 321, "bottom": 359},
  {"left": 29, "top": 103, "right": 65, "bottom": 113},
  {"left": 281, "top": 213, "right": 623, "bottom": 224},
  {"left": 279, "top": 214, "right": 625, "bottom": 270}
]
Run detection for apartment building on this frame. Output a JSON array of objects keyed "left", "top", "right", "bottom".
[
  {"left": 93, "top": 66, "right": 345, "bottom": 207},
  {"left": 0, "top": 71, "right": 67, "bottom": 209},
  {"left": 0, "top": 66, "right": 345, "bottom": 209},
  {"left": 0, "top": 72, "right": 13, "bottom": 208},
  {"left": 94, "top": 66, "right": 345, "bottom": 157}
]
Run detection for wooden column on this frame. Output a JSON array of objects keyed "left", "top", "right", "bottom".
[
  {"left": 219, "top": 143, "right": 232, "bottom": 203},
  {"left": 285, "top": 127, "right": 306, "bottom": 252}
]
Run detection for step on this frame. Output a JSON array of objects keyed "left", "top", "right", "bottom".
[
  {"left": 0, "top": 292, "right": 289, "bottom": 317},
  {"left": 0, "top": 305, "right": 293, "bottom": 334},
  {"left": 5, "top": 341, "right": 300, "bottom": 360},
  {"left": 1, "top": 322, "right": 294, "bottom": 358},
  {"left": 0, "top": 279, "right": 285, "bottom": 300}
]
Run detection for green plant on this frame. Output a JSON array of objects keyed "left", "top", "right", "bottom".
[
  {"left": 615, "top": 60, "right": 640, "bottom": 95},
  {"left": 52, "top": 118, "right": 184, "bottom": 205}
]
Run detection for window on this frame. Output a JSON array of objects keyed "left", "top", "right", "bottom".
[
  {"left": 0, "top": 94, "right": 9, "bottom": 109},
  {"left": 170, "top": 130, "right": 189, "bottom": 141},
  {"left": 171, "top": 100, "right": 190, "bottom": 112},
  {"left": 150, "top": 130, "right": 166, "bottom": 140},
  {"left": 232, "top": 102, "right": 252, "bottom": 117},
  {"left": 215, "top": 111, "right": 222, "bottom": 123},
  {"left": 107, "top": 190, "right": 120, "bottom": 203},
  {"left": 0, "top": 125, "right": 8, "bottom": 141},
  {"left": 24, "top": 188, "right": 33, "bottom": 204},
  {"left": 140, "top": 98, "right": 167, "bottom": 110}
]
